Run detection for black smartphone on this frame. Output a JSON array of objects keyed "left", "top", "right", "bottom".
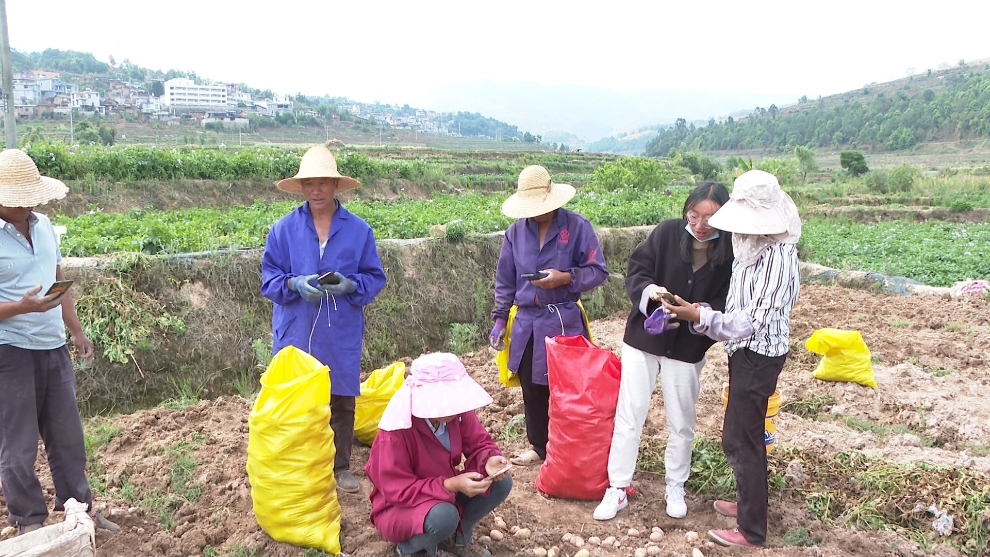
[
  {"left": 520, "top": 272, "right": 549, "bottom": 281},
  {"left": 45, "top": 280, "right": 74, "bottom": 296},
  {"left": 659, "top": 292, "right": 679, "bottom": 305},
  {"left": 317, "top": 271, "right": 341, "bottom": 286}
]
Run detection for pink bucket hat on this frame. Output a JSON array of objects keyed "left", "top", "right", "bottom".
[{"left": 378, "top": 353, "right": 493, "bottom": 431}]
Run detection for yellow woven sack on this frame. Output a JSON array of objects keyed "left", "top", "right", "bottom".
[
  {"left": 495, "top": 301, "right": 595, "bottom": 389},
  {"left": 805, "top": 328, "right": 877, "bottom": 389},
  {"left": 246, "top": 346, "right": 341, "bottom": 555},
  {"left": 354, "top": 361, "right": 406, "bottom": 446}
]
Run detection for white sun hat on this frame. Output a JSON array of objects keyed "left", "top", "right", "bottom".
[
  {"left": 501, "top": 165, "right": 576, "bottom": 219},
  {"left": 708, "top": 169, "right": 798, "bottom": 236},
  {"left": 276, "top": 145, "right": 360, "bottom": 194},
  {"left": 0, "top": 149, "right": 68, "bottom": 207}
]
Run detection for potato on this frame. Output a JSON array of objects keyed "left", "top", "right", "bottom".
[
  {"left": 562, "top": 533, "right": 573, "bottom": 543},
  {"left": 478, "top": 535, "right": 492, "bottom": 544},
  {"left": 628, "top": 528, "right": 641, "bottom": 537},
  {"left": 547, "top": 547, "right": 558, "bottom": 557},
  {"left": 510, "top": 525, "right": 520, "bottom": 535},
  {"left": 588, "top": 536, "right": 601, "bottom": 546},
  {"left": 570, "top": 535, "right": 584, "bottom": 548},
  {"left": 494, "top": 517, "right": 507, "bottom": 530},
  {"left": 649, "top": 531, "right": 664, "bottom": 542},
  {"left": 532, "top": 548, "right": 548, "bottom": 557},
  {"left": 490, "top": 529, "right": 504, "bottom": 541},
  {"left": 647, "top": 546, "right": 661, "bottom": 556},
  {"left": 634, "top": 548, "right": 648, "bottom": 557},
  {"left": 685, "top": 531, "right": 700, "bottom": 543},
  {"left": 575, "top": 550, "right": 591, "bottom": 557},
  {"left": 692, "top": 549, "right": 705, "bottom": 557},
  {"left": 514, "top": 528, "right": 532, "bottom": 539},
  {"left": 602, "top": 536, "right": 617, "bottom": 547}
]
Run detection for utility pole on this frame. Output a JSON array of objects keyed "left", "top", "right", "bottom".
[{"left": 0, "top": 0, "right": 16, "bottom": 148}]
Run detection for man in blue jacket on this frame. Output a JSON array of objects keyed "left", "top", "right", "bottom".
[{"left": 261, "top": 145, "right": 387, "bottom": 493}]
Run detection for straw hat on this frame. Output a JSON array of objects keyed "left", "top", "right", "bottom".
[
  {"left": 501, "top": 165, "right": 576, "bottom": 219},
  {"left": 276, "top": 145, "right": 360, "bottom": 194},
  {"left": 708, "top": 170, "right": 794, "bottom": 235},
  {"left": 378, "top": 352, "right": 494, "bottom": 431},
  {"left": 0, "top": 149, "right": 68, "bottom": 207}
]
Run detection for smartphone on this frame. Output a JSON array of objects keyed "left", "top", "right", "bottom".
[
  {"left": 520, "top": 272, "right": 549, "bottom": 281},
  {"left": 483, "top": 463, "right": 512, "bottom": 482},
  {"left": 317, "top": 271, "right": 341, "bottom": 286},
  {"left": 45, "top": 280, "right": 74, "bottom": 297},
  {"left": 659, "top": 292, "right": 680, "bottom": 305}
]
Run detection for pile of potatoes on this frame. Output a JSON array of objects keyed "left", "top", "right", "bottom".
[{"left": 478, "top": 516, "right": 714, "bottom": 557}]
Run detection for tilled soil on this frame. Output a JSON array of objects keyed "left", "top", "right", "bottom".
[{"left": 2, "top": 284, "right": 989, "bottom": 557}]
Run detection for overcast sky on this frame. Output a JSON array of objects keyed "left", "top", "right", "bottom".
[{"left": 8, "top": 0, "right": 989, "bottom": 107}]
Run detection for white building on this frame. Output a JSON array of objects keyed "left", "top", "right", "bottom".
[
  {"left": 71, "top": 91, "right": 101, "bottom": 111},
  {"left": 161, "top": 78, "right": 227, "bottom": 109}
]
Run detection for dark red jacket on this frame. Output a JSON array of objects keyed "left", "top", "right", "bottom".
[{"left": 364, "top": 412, "right": 502, "bottom": 543}]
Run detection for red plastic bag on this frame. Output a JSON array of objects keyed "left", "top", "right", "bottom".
[{"left": 535, "top": 335, "right": 621, "bottom": 500}]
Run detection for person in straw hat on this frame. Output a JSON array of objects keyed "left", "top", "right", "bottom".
[
  {"left": 489, "top": 165, "right": 607, "bottom": 467},
  {"left": 661, "top": 169, "right": 801, "bottom": 548},
  {"left": 366, "top": 352, "right": 512, "bottom": 557},
  {"left": 0, "top": 148, "right": 120, "bottom": 534},
  {"left": 261, "top": 145, "right": 387, "bottom": 493}
]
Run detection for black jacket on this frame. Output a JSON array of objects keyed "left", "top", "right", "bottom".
[{"left": 622, "top": 219, "right": 733, "bottom": 363}]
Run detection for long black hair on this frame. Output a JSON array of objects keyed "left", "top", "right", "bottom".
[{"left": 679, "top": 181, "right": 732, "bottom": 266}]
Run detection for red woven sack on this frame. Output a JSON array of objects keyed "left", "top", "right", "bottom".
[{"left": 535, "top": 335, "right": 621, "bottom": 500}]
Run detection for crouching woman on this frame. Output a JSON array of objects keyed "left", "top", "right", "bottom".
[{"left": 365, "top": 353, "right": 512, "bottom": 557}]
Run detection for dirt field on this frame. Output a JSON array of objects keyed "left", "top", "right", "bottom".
[{"left": 3, "top": 284, "right": 989, "bottom": 557}]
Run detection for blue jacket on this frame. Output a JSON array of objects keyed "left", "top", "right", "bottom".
[{"left": 261, "top": 201, "right": 387, "bottom": 396}]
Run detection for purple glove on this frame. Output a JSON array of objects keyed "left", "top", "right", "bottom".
[
  {"left": 489, "top": 319, "right": 507, "bottom": 350},
  {"left": 644, "top": 307, "right": 680, "bottom": 335}
]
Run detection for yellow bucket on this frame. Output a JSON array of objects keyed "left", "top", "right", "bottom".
[{"left": 721, "top": 385, "right": 782, "bottom": 453}]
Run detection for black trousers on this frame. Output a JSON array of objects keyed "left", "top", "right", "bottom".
[
  {"left": 330, "top": 394, "right": 355, "bottom": 472},
  {"left": 517, "top": 335, "right": 550, "bottom": 459},
  {"left": 722, "top": 348, "right": 786, "bottom": 546}
]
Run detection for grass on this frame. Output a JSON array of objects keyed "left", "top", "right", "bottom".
[
  {"left": 925, "top": 366, "right": 953, "bottom": 377},
  {"left": 781, "top": 395, "right": 836, "bottom": 420},
  {"left": 498, "top": 415, "right": 526, "bottom": 444},
  {"left": 843, "top": 416, "right": 936, "bottom": 446},
  {"left": 782, "top": 526, "right": 816, "bottom": 547},
  {"left": 890, "top": 318, "right": 911, "bottom": 329},
  {"left": 448, "top": 323, "right": 479, "bottom": 354},
  {"left": 968, "top": 445, "right": 990, "bottom": 457},
  {"left": 202, "top": 545, "right": 262, "bottom": 557},
  {"left": 83, "top": 417, "right": 122, "bottom": 495},
  {"left": 159, "top": 377, "right": 202, "bottom": 410}
]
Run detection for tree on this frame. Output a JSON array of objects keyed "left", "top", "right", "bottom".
[
  {"left": 839, "top": 150, "right": 868, "bottom": 176},
  {"left": 768, "top": 104, "right": 779, "bottom": 119},
  {"left": 151, "top": 81, "right": 164, "bottom": 97},
  {"left": 794, "top": 146, "right": 817, "bottom": 181}
]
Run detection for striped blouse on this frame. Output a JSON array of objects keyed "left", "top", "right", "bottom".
[{"left": 694, "top": 243, "right": 801, "bottom": 357}]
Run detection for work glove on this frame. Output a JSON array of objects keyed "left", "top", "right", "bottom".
[
  {"left": 489, "top": 319, "right": 507, "bottom": 350},
  {"left": 289, "top": 274, "right": 324, "bottom": 303},
  {"left": 644, "top": 307, "right": 680, "bottom": 335},
  {"left": 321, "top": 272, "right": 358, "bottom": 296}
]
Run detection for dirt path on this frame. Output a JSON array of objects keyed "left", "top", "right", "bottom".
[{"left": 3, "top": 284, "right": 988, "bottom": 557}]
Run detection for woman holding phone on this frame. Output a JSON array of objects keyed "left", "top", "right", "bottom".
[
  {"left": 366, "top": 353, "right": 512, "bottom": 557},
  {"left": 595, "top": 181, "right": 733, "bottom": 521},
  {"left": 488, "top": 165, "right": 608, "bottom": 467}
]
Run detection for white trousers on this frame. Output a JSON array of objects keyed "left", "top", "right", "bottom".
[{"left": 607, "top": 343, "right": 704, "bottom": 488}]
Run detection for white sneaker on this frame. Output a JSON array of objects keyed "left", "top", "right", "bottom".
[
  {"left": 665, "top": 484, "right": 687, "bottom": 518},
  {"left": 593, "top": 486, "right": 628, "bottom": 520}
]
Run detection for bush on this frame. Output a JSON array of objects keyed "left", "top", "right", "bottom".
[
  {"left": 840, "top": 151, "right": 869, "bottom": 176},
  {"left": 670, "top": 150, "right": 722, "bottom": 180},
  {"left": 591, "top": 157, "right": 685, "bottom": 191},
  {"left": 863, "top": 165, "right": 917, "bottom": 194},
  {"left": 950, "top": 200, "right": 974, "bottom": 213}
]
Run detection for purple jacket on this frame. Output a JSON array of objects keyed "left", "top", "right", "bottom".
[
  {"left": 260, "top": 201, "right": 387, "bottom": 396},
  {"left": 492, "top": 209, "right": 608, "bottom": 385}
]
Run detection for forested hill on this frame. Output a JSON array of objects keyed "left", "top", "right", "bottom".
[{"left": 644, "top": 63, "right": 990, "bottom": 157}]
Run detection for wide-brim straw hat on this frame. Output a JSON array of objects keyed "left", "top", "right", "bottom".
[
  {"left": 501, "top": 165, "right": 576, "bottom": 219},
  {"left": 276, "top": 145, "right": 360, "bottom": 194},
  {"left": 0, "top": 149, "right": 68, "bottom": 207},
  {"left": 708, "top": 169, "right": 789, "bottom": 235}
]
